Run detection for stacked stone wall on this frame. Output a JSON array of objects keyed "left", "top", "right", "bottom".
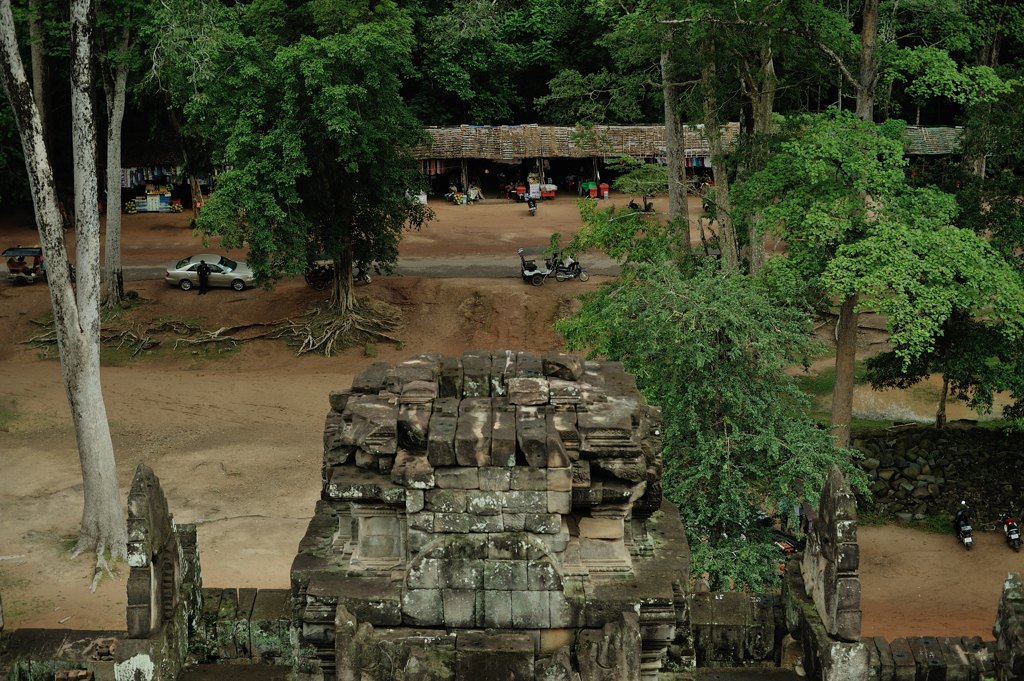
[
  {"left": 290, "top": 350, "right": 691, "bottom": 681},
  {"left": 852, "top": 425, "right": 1024, "bottom": 524}
]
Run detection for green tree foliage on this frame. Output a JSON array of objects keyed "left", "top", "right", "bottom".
[
  {"left": 555, "top": 204, "right": 863, "bottom": 589},
  {"left": 557, "top": 254, "right": 862, "bottom": 590},
  {"left": 193, "top": 1, "right": 432, "bottom": 311},
  {"left": 736, "top": 110, "right": 1024, "bottom": 426}
]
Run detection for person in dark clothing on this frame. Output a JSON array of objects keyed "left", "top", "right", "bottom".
[{"left": 197, "top": 260, "right": 211, "bottom": 295}]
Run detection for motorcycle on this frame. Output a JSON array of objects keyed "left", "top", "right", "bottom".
[
  {"left": 553, "top": 254, "right": 589, "bottom": 282},
  {"left": 1002, "top": 512, "right": 1021, "bottom": 552},
  {"left": 954, "top": 501, "right": 974, "bottom": 551},
  {"left": 304, "top": 261, "right": 371, "bottom": 291},
  {"left": 527, "top": 197, "right": 537, "bottom": 217}
]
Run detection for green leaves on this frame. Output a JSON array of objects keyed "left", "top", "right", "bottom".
[
  {"left": 193, "top": 8, "right": 431, "bottom": 287},
  {"left": 558, "top": 260, "right": 863, "bottom": 590}
]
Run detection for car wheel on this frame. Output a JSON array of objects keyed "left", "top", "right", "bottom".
[
  {"left": 231, "top": 279, "right": 245, "bottom": 291},
  {"left": 579, "top": 271, "right": 590, "bottom": 282},
  {"left": 179, "top": 279, "right": 193, "bottom": 291},
  {"left": 313, "top": 280, "right": 328, "bottom": 291},
  {"left": 531, "top": 274, "right": 544, "bottom": 286}
]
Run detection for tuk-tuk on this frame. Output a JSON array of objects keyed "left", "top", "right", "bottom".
[
  {"left": 3, "top": 246, "right": 47, "bottom": 286},
  {"left": 517, "top": 247, "right": 554, "bottom": 286},
  {"left": 3, "top": 246, "right": 75, "bottom": 286}
]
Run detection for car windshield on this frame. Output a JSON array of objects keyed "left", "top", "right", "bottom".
[
  {"left": 176, "top": 258, "right": 190, "bottom": 269},
  {"left": 219, "top": 256, "right": 237, "bottom": 272}
]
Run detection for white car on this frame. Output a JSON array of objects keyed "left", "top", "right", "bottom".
[{"left": 164, "top": 254, "right": 254, "bottom": 291}]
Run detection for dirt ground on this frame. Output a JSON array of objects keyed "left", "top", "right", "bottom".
[{"left": 0, "top": 194, "right": 1011, "bottom": 641}]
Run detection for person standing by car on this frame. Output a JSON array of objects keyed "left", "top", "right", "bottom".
[{"left": 197, "top": 260, "right": 211, "bottom": 295}]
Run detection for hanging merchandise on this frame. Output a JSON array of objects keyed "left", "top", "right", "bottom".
[{"left": 705, "top": 156, "right": 712, "bottom": 168}]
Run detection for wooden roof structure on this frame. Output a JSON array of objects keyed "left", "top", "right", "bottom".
[
  {"left": 417, "top": 123, "right": 962, "bottom": 160},
  {"left": 416, "top": 123, "right": 739, "bottom": 160}
]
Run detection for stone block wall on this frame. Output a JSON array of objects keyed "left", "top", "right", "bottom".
[
  {"left": 852, "top": 426, "right": 1024, "bottom": 524},
  {"left": 290, "top": 351, "right": 691, "bottom": 681}
]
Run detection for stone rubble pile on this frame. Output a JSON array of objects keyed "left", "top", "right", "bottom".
[{"left": 853, "top": 426, "right": 1024, "bottom": 523}]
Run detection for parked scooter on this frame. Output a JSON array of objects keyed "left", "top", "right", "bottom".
[
  {"left": 954, "top": 501, "right": 975, "bottom": 550},
  {"left": 527, "top": 197, "right": 537, "bottom": 217},
  {"left": 1002, "top": 511, "right": 1021, "bottom": 552}
]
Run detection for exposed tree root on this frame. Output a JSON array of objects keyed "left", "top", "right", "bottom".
[
  {"left": 89, "top": 547, "right": 115, "bottom": 594},
  {"left": 23, "top": 297, "right": 402, "bottom": 358}
]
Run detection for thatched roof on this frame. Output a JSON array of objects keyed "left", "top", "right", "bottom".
[
  {"left": 417, "top": 123, "right": 962, "bottom": 160},
  {"left": 416, "top": 123, "right": 739, "bottom": 160},
  {"left": 903, "top": 126, "right": 962, "bottom": 155}
]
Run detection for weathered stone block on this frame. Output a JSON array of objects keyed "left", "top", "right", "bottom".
[
  {"left": 408, "top": 558, "right": 439, "bottom": 589},
  {"left": 439, "top": 559, "right": 484, "bottom": 590},
  {"left": 456, "top": 633, "right": 535, "bottom": 681},
  {"left": 591, "top": 457, "right": 646, "bottom": 483},
  {"left": 443, "top": 589, "right": 477, "bottom": 628},
  {"left": 547, "top": 491, "right": 571, "bottom": 514},
  {"left": 517, "top": 412, "right": 549, "bottom": 468},
  {"left": 426, "top": 488, "right": 467, "bottom": 513},
  {"left": 528, "top": 562, "right": 561, "bottom": 591},
  {"left": 502, "top": 489, "right": 548, "bottom": 512},
  {"left": 542, "top": 352, "right": 584, "bottom": 381},
  {"left": 428, "top": 414, "right": 458, "bottom": 467},
  {"left": 484, "top": 560, "right": 529, "bottom": 591},
  {"left": 511, "top": 466, "right": 547, "bottom": 490},
  {"left": 440, "top": 357, "right": 464, "bottom": 399},
  {"left": 435, "top": 513, "right": 473, "bottom": 533},
  {"left": 512, "top": 589, "right": 551, "bottom": 628},
  {"left": 406, "top": 489, "right": 425, "bottom": 513},
  {"left": 435, "top": 466, "right": 480, "bottom": 490},
  {"left": 483, "top": 590, "right": 514, "bottom": 629},
  {"left": 547, "top": 467, "right": 572, "bottom": 492},
  {"left": 547, "top": 424, "right": 570, "bottom": 469},
  {"left": 578, "top": 517, "right": 624, "bottom": 539},
  {"left": 487, "top": 533, "right": 531, "bottom": 560},
  {"left": 576, "top": 612, "right": 641, "bottom": 681},
  {"left": 466, "top": 490, "right": 502, "bottom": 515},
  {"left": 408, "top": 512, "right": 434, "bottom": 531},
  {"left": 525, "top": 513, "right": 562, "bottom": 534},
  {"left": 456, "top": 404, "right": 492, "bottom": 467},
  {"left": 509, "top": 377, "right": 550, "bottom": 405},
  {"left": 491, "top": 411, "right": 517, "bottom": 467},
  {"left": 403, "top": 589, "right": 444, "bottom": 626},
  {"left": 479, "top": 467, "right": 512, "bottom": 491},
  {"left": 499, "top": 512, "right": 524, "bottom": 531},
  {"left": 571, "top": 460, "right": 591, "bottom": 487},
  {"left": 398, "top": 405, "right": 432, "bottom": 452},
  {"left": 468, "top": 515, "right": 504, "bottom": 533}
]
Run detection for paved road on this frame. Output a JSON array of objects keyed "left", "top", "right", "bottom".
[{"left": 122, "top": 254, "right": 622, "bottom": 283}]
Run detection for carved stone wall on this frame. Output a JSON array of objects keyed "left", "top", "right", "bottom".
[
  {"left": 291, "top": 351, "right": 691, "bottom": 681},
  {"left": 113, "top": 463, "right": 203, "bottom": 681},
  {"left": 801, "top": 465, "right": 861, "bottom": 642}
]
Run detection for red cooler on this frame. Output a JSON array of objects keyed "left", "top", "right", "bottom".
[
  {"left": 599, "top": 183, "right": 609, "bottom": 199},
  {"left": 589, "top": 187, "right": 598, "bottom": 198}
]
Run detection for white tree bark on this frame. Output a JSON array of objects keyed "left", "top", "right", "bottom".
[
  {"left": 101, "top": 31, "right": 130, "bottom": 308},
  {"left": 0, "top": 0, "right": 127, "bottom": 559},
  {"left": 28, "top": 0, "right": 47, "bottom": 145}
]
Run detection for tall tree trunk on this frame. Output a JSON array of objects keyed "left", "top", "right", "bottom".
[
  {"left": 28, "top": 0, "right": 47, "bottom": 147},
  {"left": 101, "top": 35, "right": 130, "bottom": 309},
  {"left": 936, "top": 376, "right": 949, "bottom": 429},
  {"left": 743, "top": 44, "right": 776, "bottom": 276},
  {"left": 0, "top": 0, "right": 127, "bottom": 558},
  {"left": 331, "top": 247, "right": 355, "bottom": 313},
  {"left": 661, "top": 44, "right": 690, "bottom": 253},
  {"left": 701, "top": 38, "right": 737, "bottom": 267},
  {"left": 855, "top": 0, "right": 880, "bottom": 122},
  {"left": 831, "top": 294, "right": 859, "bottom": 449},
  {"left": 830, "top": 0, "right": 880, "bottom": 447}
]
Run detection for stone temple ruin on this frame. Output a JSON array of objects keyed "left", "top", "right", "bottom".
[
  {"left": 8, "top": 351, "right": 1024, "bottom": 680},
  {"left": 291, "top": 351, "right": 690, "bottom": 681}
]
